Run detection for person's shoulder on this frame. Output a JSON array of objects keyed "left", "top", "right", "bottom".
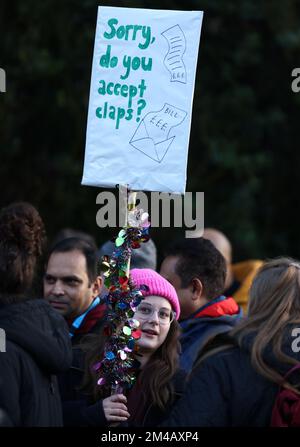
[
  {"left": 191, "top": 343, "right": 243, "bottom": 383},
  {"left": 0, "top": 339, "right": 18, "bottom": 357},
  {"left": 0, "top": 339, "right": 24, "bottom": 378},
  {"left": 205, "top": 345, "right": 242, "bottom": 366}
]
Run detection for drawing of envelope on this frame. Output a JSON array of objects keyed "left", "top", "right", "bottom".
[{"left": 129, "top": 103, "right": 187, "bottom": 163}]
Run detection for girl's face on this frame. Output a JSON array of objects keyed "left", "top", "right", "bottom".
[{"left": 134, "top": 295, "right": 173, "bottom": 355}]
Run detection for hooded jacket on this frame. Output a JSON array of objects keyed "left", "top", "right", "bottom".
[
  {"left": 179, "top": 296, "right": 243, "bottom": 373},
  {"left": 0, "top": 299, "right": 72, "bottom": 426},
  {"left": 162, "top": 327, "right": 300, "bottom": 427}
]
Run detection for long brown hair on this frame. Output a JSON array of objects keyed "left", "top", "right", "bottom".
[
  {"left": 199, "top": 257, "right": 300, "bottom": 392},
  {"left": 0, "top": 202, "right": 46, "bottom": 303},
  {"left": 81, "top": 318, "right": 181, "bottom": 410},
  {"left": 136, "top": 318, "right": 181, "bottom": 410}
]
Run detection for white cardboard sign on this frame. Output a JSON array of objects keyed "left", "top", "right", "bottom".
[{"left": 82, "top": 6, "right": 203, "bottom": 193}]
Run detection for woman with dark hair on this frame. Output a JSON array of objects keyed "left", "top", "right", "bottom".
[
  {"left": 64, "top": 268, "right": 186, "bottom": 426},
  {"left": 162, "top": 257, "right": 300, "bottom": 426},
  {"left": 0, "top": 202, "right": 72, "bottom": 426}
]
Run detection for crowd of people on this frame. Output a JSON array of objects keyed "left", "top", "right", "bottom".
[{"left": 0, "top": 201, "right": 300, "bottom": 427}]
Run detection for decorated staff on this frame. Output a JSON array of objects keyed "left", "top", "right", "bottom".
[{"left": 94, "top": 189, "right": 150, "bottom": 394}]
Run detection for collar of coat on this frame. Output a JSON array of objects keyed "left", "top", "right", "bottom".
[
  {"left": 66, "top": 300, "right": 106, "bottom": 335},
  {"left": 192, "top": 295, "right": 240, "bottom": 319}
]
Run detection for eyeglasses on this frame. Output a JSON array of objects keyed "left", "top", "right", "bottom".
[{"left": 135, "top": 302, "right": 175, "bottom": 325}]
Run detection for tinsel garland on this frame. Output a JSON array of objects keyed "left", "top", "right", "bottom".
[{"left": 93, "top": 200, "right": 150, "bottom": 394}]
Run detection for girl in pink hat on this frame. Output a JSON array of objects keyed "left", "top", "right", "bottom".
[{"left": 65, "top": 268, "right": 185, "bottom": 427}]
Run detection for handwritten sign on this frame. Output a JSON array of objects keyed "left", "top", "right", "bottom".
[{"left": 82, "top": 6, "right": 203, "bottom": 193}]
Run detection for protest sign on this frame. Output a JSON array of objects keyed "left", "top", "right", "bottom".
[{"left": 82, "top": 6, "right": 203, "bottom": 193}]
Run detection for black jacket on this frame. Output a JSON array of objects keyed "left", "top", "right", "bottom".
[
  {"left": 132, "top": 368, "right": 187, "bottom": 427},
  {"left": 58, "top": 318, "right": 105, "bottom": 403},
  {"left": 162, "top": 329, "right": 300, "bottom": 427},
  {"left": 0, "top": 299, "right": 72, "bottom": 426},
  {"left": 63, "top": 368, "right": 187, "bottom": 427}
]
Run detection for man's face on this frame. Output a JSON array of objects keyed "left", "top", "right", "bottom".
[
  {"left": 160, "top": 255, "right": 193, "bottom": 320},
  {"left": 44, "top": 250, "right": 99, "bottom": 319}
]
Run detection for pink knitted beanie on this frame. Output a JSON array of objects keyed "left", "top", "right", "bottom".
[{"left": 130, "top": 268, "right": 180, "bottom": 320}]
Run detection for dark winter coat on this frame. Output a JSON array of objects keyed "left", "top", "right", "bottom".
[
  {"left": 162, "top": 328, "right": 300, "bottom": 427},
  {"left": 58, "top": 303, "right": 106, "bottom": 404},
  {"left": 0, "top": 299, "right": 72, "bottom": 426},
  {"left": 62, "top": 368, "right": 187, "bottom": 427},
  {"left": 180, "top": 296, "right": 243, "bottom": 373}
]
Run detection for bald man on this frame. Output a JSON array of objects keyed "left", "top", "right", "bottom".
[
  {"left": 202, "top": 228, "right": 263, "bottom": 312},
  {"left": 202, "top": 229, "right": 233, "bottom": 291}
]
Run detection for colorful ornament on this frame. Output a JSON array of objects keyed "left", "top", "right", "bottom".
[{"left": 93, "top": 189, "right": 151, "bottom": 394}]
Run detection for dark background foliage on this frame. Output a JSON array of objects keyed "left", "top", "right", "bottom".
[{"left": 1, "top": 0, "right": 300, "bottom": 263}]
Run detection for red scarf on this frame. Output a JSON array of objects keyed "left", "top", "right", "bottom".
[{"left": 66, "top": 303, "right": 106, "bottom": 335}]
